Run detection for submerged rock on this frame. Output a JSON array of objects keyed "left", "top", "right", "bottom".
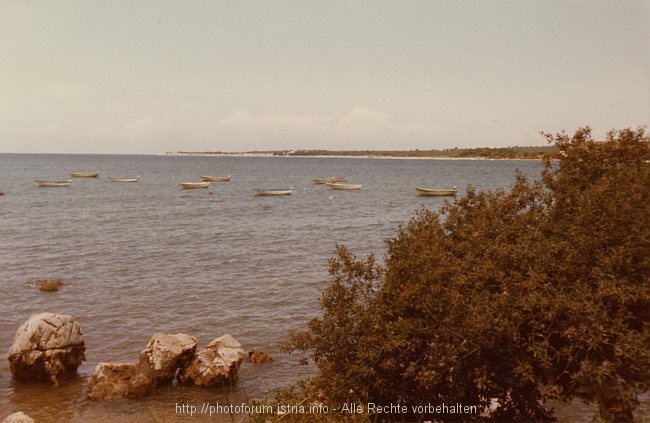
[
  {"left": 138, "top": 332, "right": 197, "bottom": 384},
  {"left": 246, "top": 347, "right": 273, "bottom": 363},
  {"left": 8, "top": 312, "right": 85, "bottom": 386},
  {"left": 2, "top": 412, "right": 35, "bottom": 423},
  {"left": 34, "top": 278, "right": 64, "bottom": 292},
  {"left": 87, "top": 362, "right": 153, "bottom": 400},
  {"left": 178, "top": 334, "right": 244, "bottom": 387}
]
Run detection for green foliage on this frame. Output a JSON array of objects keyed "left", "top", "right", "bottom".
[
  {"left": 285, "top": 128, "right": 650, "bottom": 422},
  {"left": 247, "top": 382, "right": 373, "bottom": 423},
  {"left": 288, "top": 146, "right": 556, "bottom": 160},
  {"left": 286, "top": 248, "right": 382, "bottom": 406},
  {"left": 173, "top": 145, "right": 557, "bottom": 159}
]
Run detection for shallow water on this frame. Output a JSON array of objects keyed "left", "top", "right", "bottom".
[{"left": 0, "top": 154, "right": 646, "bottom": 421}]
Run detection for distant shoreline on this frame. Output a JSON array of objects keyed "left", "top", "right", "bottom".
[
  {"left": 161, "top": 146, "right": 556, "bottom": 161},
  {"left": 161, "top": 152, "right": 540, "bottom": 161}
]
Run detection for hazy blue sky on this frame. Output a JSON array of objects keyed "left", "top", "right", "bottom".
[{"left": 1, "top": 1, "right": 648, "bottom": 154}]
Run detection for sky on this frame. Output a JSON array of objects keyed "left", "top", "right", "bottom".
[{"left": 0, "top": 1, "right": 648, "bottom": 154}]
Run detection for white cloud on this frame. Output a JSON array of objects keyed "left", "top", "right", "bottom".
[
  {"left": 48, "top": 84, "right": 96, "bottom": 100},
  {"left": 213, "top": 107, "right": 462, "bottom": 150},
  {"left": 43, "top": 122, "right": 64, "bottom": 131},
  {"left": 124, "top": 117, "right": 177, "bottom": 133},
  {"left": 120, "top": 117, "right": 185, "bottom": 151},
  {"left": 334, "top": 107, "right": 390, "bottom": 132},
  {"left": 217, "top": 107, "right": 441, "bottom": 137},
  {"left": 335, "top": 108, "right": 455, "bottom": 140},
  {"left": 218, "top": 111, "right": 332, "bottom": 132}
]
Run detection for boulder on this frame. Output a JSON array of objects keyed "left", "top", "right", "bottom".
[
  {"left": 177, "top": 334, "right": 244, "bottom": 387},
  {"left": 2, "top": 412, "right": 35, "bottom": 423},
  {"left": 34, "top": 279, "right": 64, "bottom": 292},
  {"left": 87, "top": 332, "right": 197, "bottom": 400},
  {"left": 8, "top": 312, "right": 85, "bottom": 386},
  {"left": 246, "top": 347, "right": 273, "bottom": 363},
  {"left": 87, "top": 362, "right": 153, "bottom": 400},
  {"left": 138, "top": 333, "right": 197, "bottom": 384}
]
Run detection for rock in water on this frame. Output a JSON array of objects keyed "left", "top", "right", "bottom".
[
  {"left": 87, "top": 332, "right": 197, "bottom": 400},
  {"left": 8, "top": 313, "right": 85, "bottom": 386},
  {"left": 2, "top": 412, "right": 35, "bottom": 423},
  {"left": 34, "top": 279, "right": 64, "bottom": 292},
  {"left": 138, "top": 333, "right": 198, "bottom": 384},
  {"left": 87, "top": 362, "right": 154, "bottom": 400},
  {"left": 177, "top": 334, "right": 244, "bottom": 387},
  {"left": 246, "top": 347, "right": 273, "bottom": 363}
]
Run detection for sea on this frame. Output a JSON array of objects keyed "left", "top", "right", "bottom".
[{"left": 0, "top": 153, "right": 647, "bottom": 422}]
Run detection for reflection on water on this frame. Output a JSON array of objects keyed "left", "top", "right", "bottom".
[{"left": 6, "top": 377, "right": 252, "bottom": 422}]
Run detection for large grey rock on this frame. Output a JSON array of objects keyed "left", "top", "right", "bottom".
[
  {"left": 177, "top": 334, "right": 244, "bottom": 387},
  {"left": 87, "top": 362, "right": 153, "bottom": 400},
  {"left": 138, "top": 333, "right": 197, "bottom": 384},
  {"left": 2, "top": 412, "right": 35, "bottom": 423},
  {"left": 8, "top": 312, "right": 85, "bottom": 386}
]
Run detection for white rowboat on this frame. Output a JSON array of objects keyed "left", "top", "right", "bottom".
[
  {"left": 180, "top": 182, "right": 210, "bottom": 189},
  {"left": 35, "top": 180, "right": 72, "bottom": 187},
  {"left": 200, "top": 175, "right": 231, "bottom": 182},
  {"left": 326, "top": 182, "right": 362, "bottom": 190},
  {"left": 255, "top": 189, "right": 293, "bottom": 196},
  {"left": 415, "top": 187, "right": 458, "bottom": 196},
  {"left": 326, "top": 177, "right": 348, "bottom": 183},
  {"left": 69, "top": 171, "right": 100, "bottom": 178},
  {"left": 108, "top": 176, "right": 140, "bottom": 182}
]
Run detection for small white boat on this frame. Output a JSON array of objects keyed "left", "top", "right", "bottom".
[
  {"left": 35, "top": 180, "right": 72, "bottom": 188},
  {"left": 326, "top": 182, "right": 362, "bottom": 190},
  {"left": 326, "top": 176, "right": 348, "bottom": 183},
  {"left": 415, "top": 187, "right": 458, "bottom": 196},
  {"left": 69, "top": 171, "right": 100, "bottom": 178},
  {"left": 311, "top": 178, "right": 327, "bottom": 185},
  {"left": 200, "top": 175, "right": 231, "bottom": 182},
  {"left": 255, "top": 188, "right": 293, "bottom": 196},
  {"left": 108, "top": 176, "right": 140, "bottom": 182},
  {"left": 180, "top": 181, "right": 210, "bottom": 189}
]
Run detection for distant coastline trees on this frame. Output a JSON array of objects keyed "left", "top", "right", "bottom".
[
  {"left": 286, "top": 145, "right": 556, "bottom": 160},
  {"left": 168, "top": 145, "right": 557, "bottom": 160},
  {"left": 285, "top": 127, "right": 650, "bottom": 422}
]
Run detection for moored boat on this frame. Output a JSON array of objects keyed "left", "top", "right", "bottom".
[
  {"left": 180, "top": 181, "right": 210, "bottom": 189},
  {"left": 69, "top": 171, "right": 100, "bottom": 178},
  {"left": 326, "top": 182, "right": 362, "bottom": 190},
  {"left": 326, "top": 176, "right": 348, "bottom": 183},
  {"left": 415, "top": 187, "right": 458, "bottom": 196},
  {"left": 108, "top": 176, "right": 140, "bottom": 182},
  {"left": 35, "top": 180, "right": 72, "bottom": 187},
  {"left": 200, "top": 175, "right": 231, "bottom": 182},
  {"left": 255, "top": 188, "right": 293, "bottom": 196},
  {"left": 311, "top": 178, "right": 327, "bottom": 184}
]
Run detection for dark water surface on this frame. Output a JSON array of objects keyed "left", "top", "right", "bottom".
[{"left": 0, "top": 154, "right": 646, "bottom": 422}]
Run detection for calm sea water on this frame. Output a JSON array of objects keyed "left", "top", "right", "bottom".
[{"left": 0, "top": 154, "right": 646, "bottom": 422}]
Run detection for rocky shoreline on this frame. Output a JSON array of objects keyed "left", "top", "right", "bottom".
[{"left": 4, "top": 312, "right": 269, "bottom": 421}]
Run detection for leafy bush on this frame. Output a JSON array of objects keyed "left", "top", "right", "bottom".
[{"left": 285, "top": 128, "right": 650, "bottom": 422}]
